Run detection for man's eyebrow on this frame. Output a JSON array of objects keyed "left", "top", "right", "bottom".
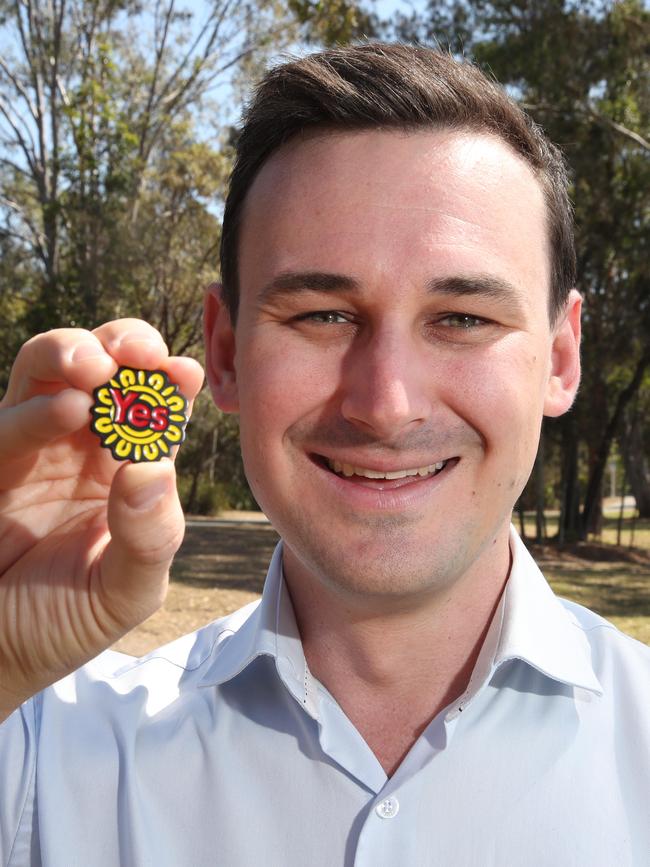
[
  {"left": 426, "top": 275, "right": 526, "bottom": 312},
  {"left": 257, "top": 271, "right": 361, "bottom": 304},
  {"left": 257, "top": 270, "right": 526, "bottom": 313}
]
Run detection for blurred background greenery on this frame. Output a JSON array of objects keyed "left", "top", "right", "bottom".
[{"left": 0, "top": 0, "right": 647, "bottom": 542}]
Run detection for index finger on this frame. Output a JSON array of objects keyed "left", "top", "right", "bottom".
[
  {"left": 91, "top": 321, "right": 204, "bottom": 409},
  {"left": 2, "top": 329, "right": 116, "bottom": 407},
  {"left": 91, "top": 319, "right": 170, "bottom": 370}
]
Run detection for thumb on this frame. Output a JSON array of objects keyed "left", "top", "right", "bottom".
[{"left": 99, "top": 460, "right": 185, "bottom": 631}]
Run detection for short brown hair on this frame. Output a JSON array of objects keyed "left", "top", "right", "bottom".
[{"left": 220, "top": 42, "right": 575, "bottom": 323}]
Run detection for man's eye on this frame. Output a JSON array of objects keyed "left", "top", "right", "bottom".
[
  {"left": 439, "top": 313, "right": 487, "bottom": 329},
  {"left": 297, "top": 311, "right": 350, "bottom": 324}
]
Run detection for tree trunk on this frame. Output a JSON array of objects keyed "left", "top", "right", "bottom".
[
  {"left": 534, "top": 427, "right": 546, "bottom": 543},
  {"left": 558, "top": 416, "right": 580, "bottom": 544},
  {"left": 580, "top": 350, "right": 650, "bottom": 538},
  {"left": 585, "top": 465, "right": 604, "bottom": 537},
  {"left": 185, "top": 468, "right": 201, "bottom": 514},
  {"left": 623, "top": 412, "right": 650, "bottom": 518}
]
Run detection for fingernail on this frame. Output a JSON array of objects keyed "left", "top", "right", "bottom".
[
  {"left": 72, "top": 342, "right": 105, "bottom": 362},
  {"left": 125, "top": 475, "right": 171, "bottom": 511}
]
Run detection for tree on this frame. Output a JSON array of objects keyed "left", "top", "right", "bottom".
[
  {"left": 621, "top": 375, "right": 650, "bottom": 518},
  {"left": 0, "top": 0, "right": 371, "bottom": 512},
  {"left": 0, "top": 234, "right": 36, "bottom": 389},
  {"left": 176, "top": 390, "right": 257, "bottom": 513},
  {"left": 0, "top": 0, "right": 295, "bottom": 332}
]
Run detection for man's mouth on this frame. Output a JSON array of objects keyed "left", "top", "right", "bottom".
[
  {"left": 310, "top": 454, "right": 456, "bottom": 491},
  {"left": 325, "top": 458, "right": 448, "bottom": 480}
]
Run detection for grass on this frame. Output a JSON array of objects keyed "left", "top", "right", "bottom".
[
  {"left": 114, "top": 514, "right": 650, "bottom": 656},
  {"left": 521, "top": 514, "right": 650, "bottom": 551},
  {"left": 521, "top": 514, "right": 649, "bottom": 645},
  {"left": 541, "top": 557, "right": 650, "bottom": 646}
]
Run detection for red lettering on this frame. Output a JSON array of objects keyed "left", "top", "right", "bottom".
[
  {"left": 128, "top": 403, "right": 151, "bottom": 428},
  {"left": 150, "top": 406, "right": 170, "bottom": 432},
  {"left": 110, "top": 388, "right": 170, "bottom": 432},
  {"left": 110, "top": 389, "right": 138, "bottom": 423}
]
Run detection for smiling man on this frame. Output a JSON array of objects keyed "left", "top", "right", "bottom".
[{"left": 1, "top": 43, "right": 649, "bottom": 867}]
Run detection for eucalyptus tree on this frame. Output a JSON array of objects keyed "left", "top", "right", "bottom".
[{"left": 0, "top": 0, "right": 368, "bottom": 346}]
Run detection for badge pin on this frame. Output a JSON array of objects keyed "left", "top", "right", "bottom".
[{"left": 90, "top": 367, "right": 189, "bottom": 462}]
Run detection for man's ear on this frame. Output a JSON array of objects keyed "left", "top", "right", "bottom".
[
  {"left": 204, "top": 282, "right": 239, "bottom": 413},
  {"left": 544, "top": 289, "right": 582, "bottom": 418}
]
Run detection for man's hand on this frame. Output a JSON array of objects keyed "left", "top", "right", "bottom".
[{"left": 0, "top": 320, "right": 205, "bottom": 720}]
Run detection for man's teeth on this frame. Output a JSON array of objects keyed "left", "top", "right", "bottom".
[{"left": 327, "top": 459, "right": 447, "bottom": 479}]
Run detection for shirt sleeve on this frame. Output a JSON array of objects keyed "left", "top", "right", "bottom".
[{"left": 0, "top": 696, "right": 39, "bottom": 866}]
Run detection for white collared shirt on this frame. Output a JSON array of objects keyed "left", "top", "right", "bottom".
[{"left": 2, "top": 529, "right": 649, "bottom": 866}]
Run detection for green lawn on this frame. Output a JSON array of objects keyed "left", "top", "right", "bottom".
[
  {"left": 545, "top": 562, "right": 650, "bottom": 646},
  {"left": 522, "top": 514, "right": 650, "bottom": 551},
  {"left": 522, "top": 515, "right": 650, "bottom": 646},
  {"left": 116, "top": 516, "right": 650, "bottom": 657}
]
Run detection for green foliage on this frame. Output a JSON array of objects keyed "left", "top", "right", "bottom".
[
  {"left": 0, "top": 0, "right": 370, "bottom": 338},
  {"left": 176, "top": 475, "right": 233, "bottom": 515},
  {"left": 0, "top": 237, "right": 36, "bottom": 390},
  {"left": 287, "top": 0, "right": 377, "bottom": 44},
  {"left": 176, "top": 389, "right": 258, "bottom": 514},
  {"left": 0, "top": 0, "right": 371, "bottom": 502}
]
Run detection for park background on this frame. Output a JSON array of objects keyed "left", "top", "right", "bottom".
[{"left": 0, "top": 0, "right": 648, "bottom": 648}]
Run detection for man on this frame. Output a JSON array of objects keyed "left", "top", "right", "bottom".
[{"left": 0, "top": 43, "right": 648, "bottom": 866}]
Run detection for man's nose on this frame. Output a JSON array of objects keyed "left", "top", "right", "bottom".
[{"left": 339, "top": 328, "right": 430, "bottom": 439}]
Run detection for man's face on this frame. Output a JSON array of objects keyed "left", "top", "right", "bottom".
[{"left": 207, "top": 129, "right": 580, "bottom": 605}]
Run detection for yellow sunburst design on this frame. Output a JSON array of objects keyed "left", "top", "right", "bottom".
[{"left": 90, "top": 367, "right": 189, "bottom": 462}]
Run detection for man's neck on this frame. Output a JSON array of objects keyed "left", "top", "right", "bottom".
[{"left": 283, "top": 539, "right": 511, "bottom": 776}]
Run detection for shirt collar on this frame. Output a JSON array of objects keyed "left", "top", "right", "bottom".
[
  {"left": 492, "top": 527, "right": 603, "bottom": 695},
  {"left": 197, "top": 542, "right": 320, "bottom": 716},
  {"left": 197, "top": 527, "right": 603, "bottom": 704}
]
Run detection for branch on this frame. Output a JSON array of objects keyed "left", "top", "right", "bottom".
[
  {"left": 55, "top": 73, "right": 70, "bottom": 107},
  {"left": 173, "top": 309, "right": 203, "bottom": 356},
  {"left": 0, "top": 196, "right": 46, "bottom": 259},
  {"left": 195, "top": 236, "right": 220, "bottom": 272},
  {"left": 0, "top": 87, "right": 38, "bottom": 151},
  {"left": 1, "top": 193, "right": 28, "bottom": 215},
  {"left": 49, "top": 0, "right": 66, "bottom": 199},
  {"left": 587, "top": 109, "right": 650, "bottom": 153},
  {"left": 0, "top": 57, "right": 39, "bottom": 120},
  {"left": 19, "top": 0, "right": 44, "bottom": 110},
  {"left": 1, "top": 192, "right": 43, "bottom": 230},
  {"left": 152, "top": 23, "right": 283, "bottom": 130},
  {"left": 138, "top": 0, "right": 176, "bottom": 160},
  {"left": 210, "top": 20, "right": 302, "bottom": 82},
  {"left": 0, "top": 155, "right": 34, "bottom": 181},
  {"left": 152, "top": 0, "right": 235, "bottom": 117},
  {"left": 15, "top": 0, "right": 37, "bottom": 88},
  {"left": 132, "top": 0, "right": 242, "bottom": 173},
  {"left": 22, "top": 0, "right": 49, "bottom": 186},
  {"left": 0, "top": 97, "right": 39, "bottom": 179},
  {"left": 0, "top": 224, "right": 38, "bottom": 246},
  {"left": 521, "top": 100, "right": 650, "bottom": 153}
]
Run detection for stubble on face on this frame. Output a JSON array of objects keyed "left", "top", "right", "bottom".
[
  {"left": 233, "top": 128, "right": 554, "bottom": 609},
  {"left": 252, "top": 413, "right": 517, "bottom": 607},
  {"left": 281, "top": 411, "right": 485, "bottom": 532}
]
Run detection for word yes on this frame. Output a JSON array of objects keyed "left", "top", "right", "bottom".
[{"left": 110, "top": 389, "right": 170, "bottom": 431}]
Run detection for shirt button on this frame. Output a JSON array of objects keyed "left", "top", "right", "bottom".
[{"left": 375, "top": 797, "right": 399, "bottom": 819}]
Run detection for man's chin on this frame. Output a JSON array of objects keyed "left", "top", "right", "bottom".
[{"left": 281, "top": 530, "right": 466, "bottom": 606}]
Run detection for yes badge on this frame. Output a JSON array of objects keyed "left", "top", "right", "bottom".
[{"left": 90, "top": 367, "right": 189, "bottom": 462}]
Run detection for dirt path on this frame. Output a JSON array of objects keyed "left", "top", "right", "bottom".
[{"left": 114, "top": 519, "right": 650, "bottom": 656}]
